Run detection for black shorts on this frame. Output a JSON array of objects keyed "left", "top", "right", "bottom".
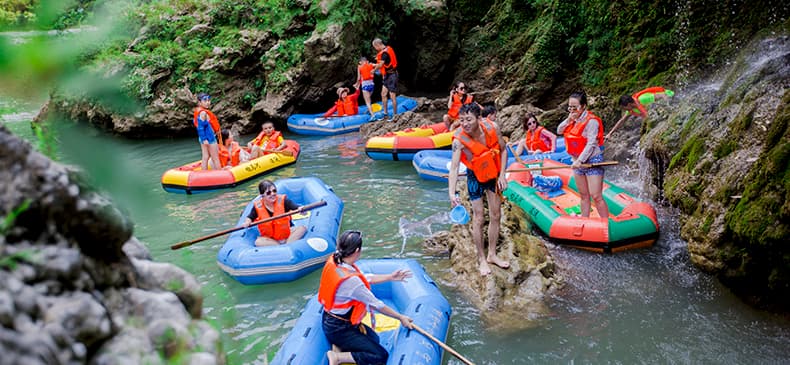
[{"left": 382, "top": 72, "right": 398, "bottom": 93}]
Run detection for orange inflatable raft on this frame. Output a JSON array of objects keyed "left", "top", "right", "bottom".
[
  {"left": 503, "top": 159, "right": 659, "bottom": 253},
  {"left": 364, "top": 122, "right": 452, "bottom": 161},
  {"left": 161, "top": 140, "right": 300, "bottom": 194}
]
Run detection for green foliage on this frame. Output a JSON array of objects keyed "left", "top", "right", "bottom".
[
  {"left": 0, "top": 250, "right": 33, "bottom": 270},
  {"left": 1, "top": 199, "right": 30, "bottom": 234},
  {"left": 0, "top": 0, "right": 37, "bottom": 27},
  {"left": 713, "top": 139, "right": 738, "bottom": 159},
  {"left": 261, "top": 34, "right": 308, "bottom": 92}
]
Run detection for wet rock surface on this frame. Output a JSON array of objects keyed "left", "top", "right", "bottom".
[
  {"left": 0, "top": 124, "right": 224, "bottom": 364},
  {"left": 423, "top": 189, "right": 562, "bottom": 331}
]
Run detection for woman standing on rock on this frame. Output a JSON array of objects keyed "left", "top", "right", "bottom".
[
  {"left": 193, "top": 93, "right": 222, "bottom": 170},
  {"left": 557, "top": 91, "right": 609, "bottom": 219},
  {"left": 318, "top": 230, "right": 414, "bottom": 365}
]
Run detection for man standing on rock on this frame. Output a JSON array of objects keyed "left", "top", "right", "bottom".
[
  {"left": 372, "top": 38, "right": 398, "bottom": 118},
  {"left": 448, "top": 104, "right": 510, "bottom": 276}
]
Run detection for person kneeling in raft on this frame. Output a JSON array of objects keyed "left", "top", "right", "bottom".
[
  {"left": 448, "top": 103, "right": 511, "bottom": 277},
  {"left": 242, "top": 180, "right": 307, "bottom": 246},
  {"left": 319, "top": 230, "right": 414, "bottom": 365},
  {"left": 324, "top": 87, "right": 361, "bottom": 117},
  {"left": 608, "top": 86, "right": 674, "bottom": 139}
]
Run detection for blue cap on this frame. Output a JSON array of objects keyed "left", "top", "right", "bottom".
[{"left": 450, "top": 205, "right": 470, "bottom": 224}]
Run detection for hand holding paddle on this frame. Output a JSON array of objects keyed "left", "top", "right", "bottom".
[{"left": 170, "top": 200, "right": 327, "bottom": 250}]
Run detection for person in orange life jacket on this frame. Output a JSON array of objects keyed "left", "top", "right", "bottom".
[
  {"left": 247, "top": 122, "right": 286, "bottom": 159},
  {"left": 372, "top": 38, "right": 398, "bottom": 118},
  {"left": 442, "top": 81, "right": 477, "bottom": 131},
  {"left": 218, "top": 129, "right": 251, "bottom": 168},
  {"left": 511, "top": 112, "right": 557, "bottom": 155},
  {"left": 323, "top": 87, "right": 361, "bottom": 117},
  {"left": 447, "top": 104, "right": 510, "bottom": 277},
  {"left": 607, "top": 86, "right": 675, "bottom": 139},
  {"left": 193, "top": 93, "right": 222, "bottom": 171},
  {"left": 557, "top": 91, "right": 609, "bottom": 220},
  {"left": 319, "top": 230, "right": 414, "bottom": 365},
  {"left": 355, "top": 56, "right": 377, "bottom": 119},
  {"left": 481, "top": 104, "right": 498, "bottom": 126},
  {"left": 242, "top": 180, "right": 307, "bottom": 247}
]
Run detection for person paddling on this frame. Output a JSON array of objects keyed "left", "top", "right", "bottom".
[
  {"left": 242, "top": 180, "right": 307, "bottom": 246},
  {"left": 319, "top": 230, "right": 414, "bottom": 365},
  {"left": 608, "top": 86, "right": 674, "bottom": 139},
  {"left": 448, "top": 104, "right": 510, "bottom": 276}
]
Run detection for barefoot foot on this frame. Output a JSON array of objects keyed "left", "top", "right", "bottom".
[
  {"left": 479, "top": 260, "right": 492, "bottom": 276},
  {"left": 327, "top": 350, "right": 338, "bottom": 365},
  {"left": 487, "top": 255, "right": 510, "bottom": 269}
]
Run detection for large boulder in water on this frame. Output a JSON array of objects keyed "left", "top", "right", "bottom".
[{"left": 423, "top": 189, "right": 562, "bottom": 331}]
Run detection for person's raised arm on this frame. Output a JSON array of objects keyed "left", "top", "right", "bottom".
[{"left": 448, "top": 140, "right": 463, "bottom": 207}]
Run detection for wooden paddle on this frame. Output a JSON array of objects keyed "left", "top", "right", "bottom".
[
  {"left": 170, "top": 200, "right": 327, "bottom": 250},
  {"left": 262, "top": 149, "right": 294, "bottom": 156},
  {"left": 506, "top": 160, "right": 619, "bottom": 172},
  {"left": 412, "top": 324, "right": 476, "bottom": 365},
  {"left": 444, "top": 161, "right": 619, "bottom": 177}
]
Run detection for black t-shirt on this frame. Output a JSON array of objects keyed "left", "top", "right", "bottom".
[{"left": 247, "top": 197, "right": 299, "bottom": 221}]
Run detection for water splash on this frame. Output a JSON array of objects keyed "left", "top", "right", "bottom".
[{"left": 396, "top": 211, "right": 451, "bottom": 255}]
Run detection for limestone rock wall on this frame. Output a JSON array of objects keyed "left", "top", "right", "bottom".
[{"left": 0, "top": 124, "right": 223, "bottom": 364}]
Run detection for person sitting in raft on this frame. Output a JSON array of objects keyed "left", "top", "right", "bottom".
[
  {"left": 448, "top": 104, "right": 510, "bottom": 277},
  {"left": 557, "top": 91, "right": 609, "bottom": 220},
  {"left": 193, "top": 93, "right": 222, "bottom": 171},
  {"left": 319, "top": 230, "right": 414, "bottom": 365},
  {"left": 355, "top": 56, "right": 377, "bottom": 119},
  {"left": 482, "top": 104, "right": 498, "bottom": 126},
  {"left": 442, "top": 81, "right": 477, "bottom": 132},
  {"left": 511, "top": 112, "right": 557, "bottom": 155},
  {"left": 247, "top": 122, "right": 286, "bottom": 159},
  {"left": 218, "top": 129, "right": 251, "bottom": 168},
  {"left": 324, "top": 87, "right": 361, "bottom": 118},
  {"left": 243, "top": 180, "right": 307, "bottom": 247},
  {"left": 607, "top": 86, "right": 675, "bottom": 139}
]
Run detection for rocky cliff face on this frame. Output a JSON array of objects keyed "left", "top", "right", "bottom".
[
  {"left": 638, "top": 36, "right": 790, "bottom": 310},
  {"left": 0, "top": 124, "right": 223, "bottom": 364}
]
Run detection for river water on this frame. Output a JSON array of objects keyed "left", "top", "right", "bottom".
[{"left": 2, "top": 99, "right": 789, "bottom": 364}]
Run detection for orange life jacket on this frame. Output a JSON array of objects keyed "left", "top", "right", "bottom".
[
  {"left": 219, "top": 141, "right": 241, "bottom": 167},
  {"left": 453, "top": 119, "right": 502, "bottom": 182},
  {"left": 253, "top": 195, "right": 291, "bottom": 241},
  {"left": 251, "top": 130, "right": 282, "bottom": 150},
  {"left": 629, "top": 86, "right": 669, "bottom": 117},
  {"left": 193, "top": 107, "right": 220, "bottom": 133},
  {"left": 563, "top": 112, "right": 605, "bottom": 157},
  {"left": 448, "top": 94, "right": 474, "bottom": 120},
  {"left": 525, "top": 126, "right": 551, "bottom": 152},
  {"left": 359, "top": 63, "right": 374, "bottom": 81},
  {"left": 376, "top": 46, "right": 398, "bottom": 76},
  {"left": 317, "top": 257, "right": 371, "bottom": 325}
]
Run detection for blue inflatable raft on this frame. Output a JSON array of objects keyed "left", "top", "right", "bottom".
[
  {"left": 216, "top": 176, "right": 344, "bottom": 285},
  {"left": 412, "top": 138, "right": 572, "bottom": 182},
  {"left": 287, "top": 96, "right": 419, "bottom": 135},
  {"left": 273, "top": 258, "right": 452, "bottom": 365}
]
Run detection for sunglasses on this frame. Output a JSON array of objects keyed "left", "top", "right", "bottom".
[
  {"left": 457, "top": 86, "right": 465, "bottom": 90},
  {"left": 264, "top": 189, "right": 277, "bottom": 196}
]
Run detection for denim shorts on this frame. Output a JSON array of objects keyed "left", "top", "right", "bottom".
[
  {"left": 573, "top": 153, "right": 604, "bottom": 176},
  {"left": 467, "top": 169, "right": 498, "bottom": 201},
  {"left": 361, "top": 80, "right": 374, "bottom": 92}
]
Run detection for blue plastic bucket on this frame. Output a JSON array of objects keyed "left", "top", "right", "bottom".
[{"left": 450, "top": 205, "right": 470, "bottom": 224}]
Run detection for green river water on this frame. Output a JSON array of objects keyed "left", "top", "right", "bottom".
[{"left": 2, "top": 96, "right": 789, "bottom": 364}]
